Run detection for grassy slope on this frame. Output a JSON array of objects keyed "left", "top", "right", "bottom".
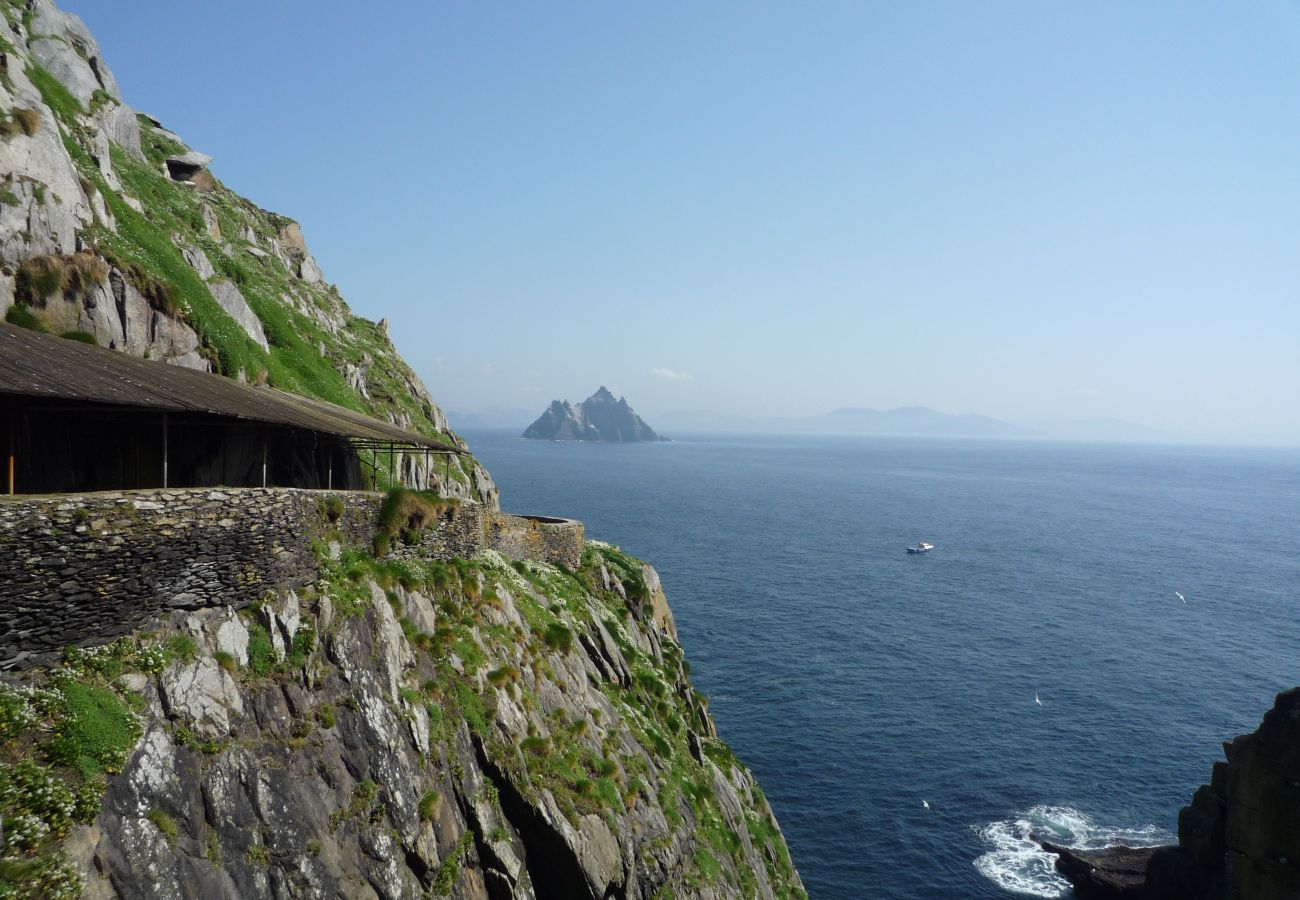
[{"left": 13, "top": 39, "right": 477, "bottom": 486}]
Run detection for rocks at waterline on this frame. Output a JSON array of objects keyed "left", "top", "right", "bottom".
[
  {"left": 523, "top": 386, "right": 667, "bottom": 442},
  {"left": 1040, "top": 686, "right": 1300, "bottom": 900},
  {"left": 1038, "top": 842, "right": 1165, "bottom": 898}
]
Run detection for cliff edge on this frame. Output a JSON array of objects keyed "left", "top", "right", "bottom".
[
  {"left": 1043, "top": 687, "right": 1300, "bottom": 900},
  {"left": 0, "top": 493, "right": 806, "bottom": 899}
]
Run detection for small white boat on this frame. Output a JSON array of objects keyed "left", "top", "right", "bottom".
[{"left": 907, "top": 542, "right": 934, "bottom": 554}]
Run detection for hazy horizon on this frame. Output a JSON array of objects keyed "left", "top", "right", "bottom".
[
  {"left": 444, "top": 398, "right": 1271, "bottom": 447},
  {"left": 69, "top": 1, "right": 1300, "bottom": 444}
]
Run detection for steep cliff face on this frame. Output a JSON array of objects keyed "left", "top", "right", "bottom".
[
  {"left": 0, "top": 0, "right": 496, "bottom": 505},
  {"left": 1148, "top": 688, "right": 1300, "bottom": 900},
  {"left": 0, "top": 537, "right": 805, "bottom": 899},
  {"left": 1044, "top": 688, "right": 1300, "bottom": 900},
  {"left": 523, "top": 388, "right": 665, "bottom": 443}
]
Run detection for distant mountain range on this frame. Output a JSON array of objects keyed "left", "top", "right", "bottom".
[
  {"left": 451, "top": 401, "right": 1173, "bottom": 443},
  {"left": 523, "top": 387, "right": 666, "bottom": 442},
  {"left": 445, "top": 406, "right": 537, "bottom": 430},
  {"left": 654, "top": 405, "right": 1036, "bottom": 437},
  {"left": 654, "top": 407, "right": 1172, "bottom": 442}
]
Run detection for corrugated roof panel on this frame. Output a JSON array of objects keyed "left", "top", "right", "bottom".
[{"left": 0, "top": 322, "right": 462, "bottom": 452}]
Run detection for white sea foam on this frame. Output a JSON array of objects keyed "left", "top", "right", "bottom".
[{"left": 972, "top": 805, "right": 1172, "bottom": 897}]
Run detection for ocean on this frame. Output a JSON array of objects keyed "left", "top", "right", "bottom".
[{"left": 460, "top": 430, "right": 1300, "bottom": 899}]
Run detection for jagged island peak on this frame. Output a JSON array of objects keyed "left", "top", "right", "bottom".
[{"left": 523, "top": 386, "right": 668, "bottom": 442}]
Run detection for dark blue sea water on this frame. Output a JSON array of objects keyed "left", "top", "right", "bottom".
[{"left": 461, "top": 431, "right": 1300, "bottom": 899}]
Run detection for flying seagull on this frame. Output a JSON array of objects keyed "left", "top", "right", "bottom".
[
  {"left": 1176, "top": 591, "right": 1186, "bottom": 604},
  {"left": 922, "top": 800, "right": 930, "bottom": 810},
  {"left": 1034, "top": 692, "right": 1043, "bottom": 706}
]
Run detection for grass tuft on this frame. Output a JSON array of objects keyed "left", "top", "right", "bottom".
[
  {"left": 13, "top": 107, "right": 40, "bottom": 135},
  {"left": 5, "top": 304, "right": 48, "bottom": 332},
  {"left": 15, "top": 253, "right": 108, "bottom": 304},
  {"left": 43, "top": 681, "right": 141, "bottom": 779}
]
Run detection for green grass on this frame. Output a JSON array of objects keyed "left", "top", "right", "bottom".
[
  {"left": 286, "top": 623, "right": 315, "bottom": 667},
  {"left": 377, "top": 487, "right": 454, "bottom": 538},
  {"left": 245, "top": 623, "right": 278, "bottom": 676},
  {"left": 164, "top": 633, "right": 198, "bottom": 663},
  {"left": 315, "top": 703, "right": 336, "bottom": 729},
  {"left": 5, "top": 304, "right": 47, "bottom": 332},
  {"left": 60, "top": 329, "right": 98, "bottom": 344},
  {"left": 542, "top": 621, "right": 573, "bottom": 653},
  {"left": 419, "top": 790, "right": 440, "bottom": 822},
  {"left": 43, "top": 681, "right": 141, "bottom": 779},
  {"left": 147, "top": 808, "right": 179, "bottom": 844},
  {"left": 323, "top": 495, "right": 345, "bottom": 521},
  {"left": 431, "top": 832, "right": 474, "bottom": 895},
  {"left": 25, "top": 63, "right": 83, "bottom": 121}
]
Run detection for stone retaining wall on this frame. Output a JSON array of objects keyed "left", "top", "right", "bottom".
[
  {"left": 388, "top": 505, "right": 585, "bottom": 570},
  {"left": 0, "top": 488, "right": 585, "bottom": 668},
  {"left": 486, "top": 513, "right": 586, "bottom": 570}
]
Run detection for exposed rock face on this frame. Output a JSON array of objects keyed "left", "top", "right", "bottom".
[
  {"left": 523, "top": 387, "right": 666, "bottom": 442},
  {"left": 25, "top": 0, "right": 120, "bottom": 107},
  {"left": 1039, "top": 843, "right": 1157, "bottom": 898},
  {"left": 1162, "top": 687, "right": 1300, "bottom": 900},
  {"left": 207, "top": 279, "right": 269, "bottom": 351},
  {"left": 1043, "top": 688, "right": 1300, "bottom": 900},
  {"left": 0, "top": 540, "right": 806, "bottom": 899},
  {"left": 164, "top": 150, "right": 215, "bottom": 190},
  {"left": 0, "top": 0, "right": 499, "bottom": 506}
]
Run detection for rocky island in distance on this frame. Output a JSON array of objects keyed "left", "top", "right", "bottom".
[{"left": 523, "top": 387, "right": 668, "bottom": 442}]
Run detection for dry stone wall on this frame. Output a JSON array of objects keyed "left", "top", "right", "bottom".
[{"left": 0, "top": 488, "right": 584, "bottom": 668}]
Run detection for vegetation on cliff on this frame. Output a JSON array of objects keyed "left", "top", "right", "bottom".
[
  {"left": 0, "top": 0, "right": 495, "bottom": 503},
  {"left": 0, "top": 517, "right": 804, "bottom": 899}
]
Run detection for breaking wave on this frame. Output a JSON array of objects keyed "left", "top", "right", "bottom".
[{"left": 973, "top": 805, "right": 1172, "bottom": 897}]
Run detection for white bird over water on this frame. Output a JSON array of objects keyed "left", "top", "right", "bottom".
[
  {"left": 922, "top": 800, "right": 930, "bottom": 810},
  {"left": 1034, "top": 692, "right": 1043, "bottom": 706},
  {"left": 1176, "top": 591, "right": 1186, "bottom": 604}
]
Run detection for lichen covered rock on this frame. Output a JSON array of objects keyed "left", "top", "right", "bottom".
[{"left": 0, "top": 541, "right": 805, "bottom": 899}]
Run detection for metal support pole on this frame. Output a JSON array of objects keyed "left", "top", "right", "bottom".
[
  {"left": 327, "top": 446, "right": 333, "bottom": 490},
  {"left": 6, "top": 404, "right": 14, "bottom": 496},
  {"left": 388, "top": 444, "right": 396, "bottom": 488},
  {"left": 261, "top": 434, "right": 268, "bottom": 488},
  {"left": 162, "top": 412, "right": 169, "bottom": 489},
  {"left": 424, "top": 448, "right": 430, "bottom": 490}
]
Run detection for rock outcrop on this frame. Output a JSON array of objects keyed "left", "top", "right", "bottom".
[
  {"left": 523, "top": 388, "right": 666, "bottom": 443},
  {"left": 0, "top": 0, "right": 498, "bottom": 506},
  {"left": 1042, "top": 688, "right": 1300, "bottom": 900},
  {"left": 1038, "top": 843, "right": 1158, "bottom": 898},
  {"left": 0, "top": 536, "right": 806, "bottom": 899}
]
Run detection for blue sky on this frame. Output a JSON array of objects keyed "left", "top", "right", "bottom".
[{"left": 68, "top": 2, "right": 1300, "bottom": 442}]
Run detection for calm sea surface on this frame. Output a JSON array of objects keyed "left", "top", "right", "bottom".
[{"left": 460, "top": 430, "right": 1300, "bottom": 899}]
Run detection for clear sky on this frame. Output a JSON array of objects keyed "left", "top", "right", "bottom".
[{"left": 67, "top": 2, "right": 1300, "bottom": 442}]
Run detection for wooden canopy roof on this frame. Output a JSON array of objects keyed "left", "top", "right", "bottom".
[{"left": 0, "top": 322, "right": 461, "bottom": 452}]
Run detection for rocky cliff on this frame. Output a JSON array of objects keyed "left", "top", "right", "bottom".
[
  {"left": 1043, "top": 688, "right": 1300, "bottom": 900},
  {"left": 0, "top": 512, "right": 806, "bottom": 899},
  {"left": 0, "top": 3, "right": 805, "bottom": 898},
  {"left": 523, "top": 388, "right": 665, "bottom": 443},
  {"left": 0, "top": 0, "right": 496, "bottom": 505}
]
